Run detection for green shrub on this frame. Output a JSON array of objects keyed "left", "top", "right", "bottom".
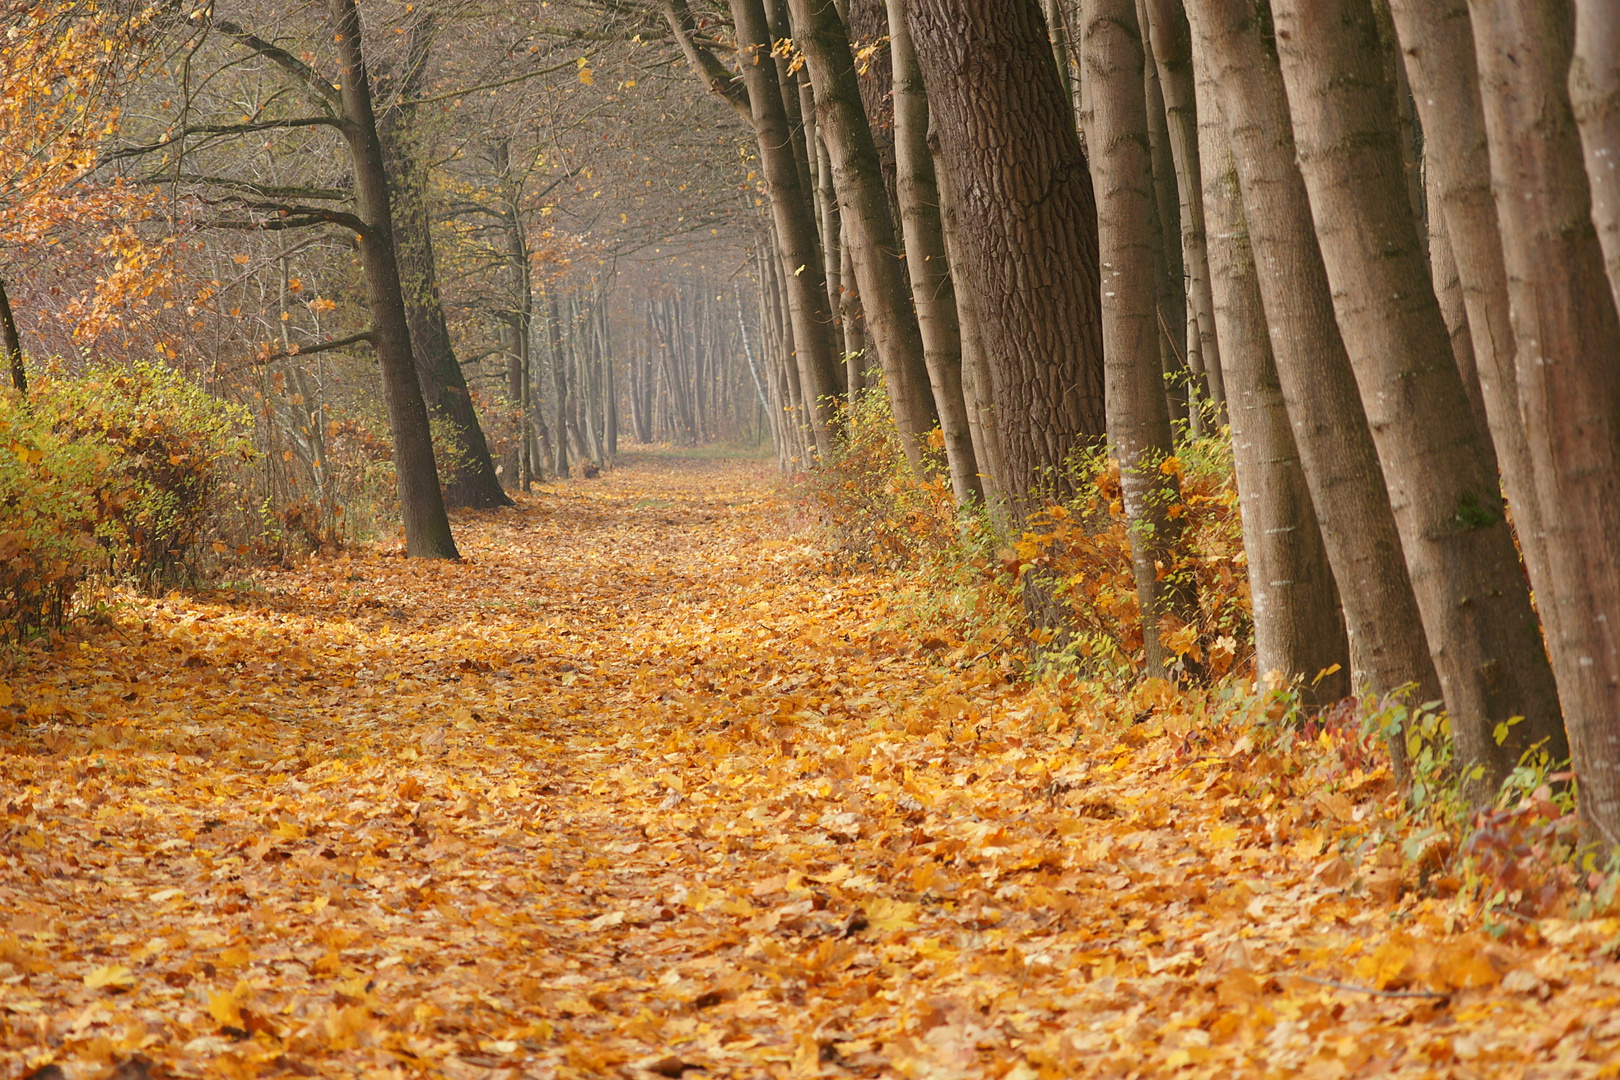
[{"left": 0, "top": 360, "right": 254, "bottom": 639}]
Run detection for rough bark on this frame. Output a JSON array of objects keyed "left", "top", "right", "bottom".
[
  {"left": 1472, "top": 0, "right": 1620, "bottom": 845},
  {"left": 1187, "top": 0, "right": 1439, "bottom": 726},
  {"left": 376, "top": 22, "right": 510, "bottom": 510},
  {"left": 908, "top": 0, "right": 1108, "bottom": 515},
  {"left": 1198, "top": 99, "right": 1348, "bottom": 703},
  {"left": 886, "top": 0, "right": 983, "bottom": 504},
  {"left": 787, "top": 0, "right": 943, "bottom": 472},
  {"left": 1084, "top": 0, "right": 1194, "bottom": 676},
  {"left": 1571, "top": 0, "right": 1620, "bottom": 311},
  {"left": 1270, "top": 0, "right": 1565, "bottom": 791},
  {"left": 328, "top": 0, "right": 457, "bottom": 559}
]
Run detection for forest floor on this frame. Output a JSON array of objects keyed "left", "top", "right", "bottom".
[{"left": 3, "top": 452, "right": 1620, "bottom": 1080}]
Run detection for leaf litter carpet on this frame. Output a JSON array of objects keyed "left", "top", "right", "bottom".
[{"left": 4, "top": 452, "right": 1620, "bottom": 1080}]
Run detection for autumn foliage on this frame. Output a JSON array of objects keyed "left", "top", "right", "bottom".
[{"left": 0, "top": 362, "right": 252, "bottom": 639}]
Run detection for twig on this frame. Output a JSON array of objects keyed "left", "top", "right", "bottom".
[{"left": 1288, "top": 973, "right": 1451, "bottom": 1002}]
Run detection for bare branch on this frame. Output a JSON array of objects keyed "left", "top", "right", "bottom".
[
  {"left": 211, "top": 18, "right": 342, "bottom": 109},
  {"left": 660, "top": 0, "right": 751, "bottom": 120}
]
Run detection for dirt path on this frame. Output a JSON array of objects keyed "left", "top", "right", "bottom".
[{"left": 2, "top": 453, "right": 1616, "bottom": 1079}]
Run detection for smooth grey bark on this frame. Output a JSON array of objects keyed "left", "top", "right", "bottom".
[
  {"left": 786, "top": 0, "right": 944, "bottom": 474},
  {"left": 1187, "top": 0, "right": 1439, "bottom": 740},
  {"left": 1084, "top": 0, "right": 1194, "bottom": 676},
  {"left": 1271, "top": 0, "right": 1566, "bottom": 792},
  {"left": 1571, "top": 1, "right": 1620, "bottom": 311},
  {"left": 329, "top": 0, "right": 457, "bottom": 558},
  {"left": 1142, "top": 0, "right": 1224, "bottom": 425},
  {"left": 547, "top": 290, "right": 569, "bottom": 478},
  {"left": 886, "top": 0, "right": 983, "bottom": 504},
  {"left": 1424, "top": 164, "right": 1492, "bottom": 453},
  {"left": 661, "top": 0, "right": 842, "bottom": 457},
  {"left": 908, "top": 0, "right": 1108, "bottom": 515},
  {"left": 1472, "top": 0, "right": 1620, "bottom": 845},
  {"left": 1197, "top": 94, "right": 1348, "bottom": 704},
  {"left": 1135, "top": 0, "right": 1190, "bottom": 426},
  {"left": 931, "top": 131, "right": 1008, "bottom": 512}
]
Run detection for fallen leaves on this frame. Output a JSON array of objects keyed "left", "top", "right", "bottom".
[{"left": 3, "top": 452, "right": 1620, "bottom": 1078}]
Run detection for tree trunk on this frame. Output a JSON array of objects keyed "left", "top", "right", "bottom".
[
  {"left": 1084, "top": 0, "right": 1195, "bottom": 676},
  {"left": 0, "top": 279, "right": 24, "bottom": 394},
  {"left": 1271, "top": 0, "right": 1566, "bottom": 793},
  {"left": 1134, "top": 0, "right": 1190, "bottom": 427},
  {"left": 328, "top": 0, "right": 457, "bottom": 558},
  {"left": 662, "top": 0, "right": 842, "bottom": 457},
  {"left": 1571, "top": 0, "right": 1620, "bottom": 311},
  {"left": 908, "top": 0, "right": 1108, "bottom": 515},
  {"left": 1142, "top": 0, "right": 1224, "bottom": 425},
  {"left": 376, "top": 23, "right": 511, "bottom": 511},
  {"left": 1198, "top": 89, "right": 1348, "bottom": 704},
  {"left": 787, "top": 0, "right": 943, "bottom": 472},
  {"left": 1424, "top": 165, "right": 1492, "bottom": 454},
  {"left": 886, "top": 0, "right": 983, "bottom": 504},
  {"left": 547, "top": 290, "right": 570, "bottom": 478},
  {"left": 1472, "top": 0, "right": 1620, "bottom": 845},
  {"left": 931, "top": 134, "right": 1007, "bottom": 512},
  {"left": 1187, "top": 0, "right": 1439, "bottom": 730}
]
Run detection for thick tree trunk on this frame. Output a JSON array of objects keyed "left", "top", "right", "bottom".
[
  {"left": 1571, "top": 0, "right": 1620, "bottom": 311},
  {"left": 1472, "top": 0, "right": 1620, "bottom": 846},
  {"left": 328, "top": 0, "right": 457, "bottom": 559},
  {"left": 1270, "top": 0, "right": 1566, "bottom": 791},
  {"left": 1084, "top": 0, "right": 1194, "bottom": 676},
  {"left": 1187, "top": 0, "right": 1439, "bottom": 729},
  {"left": 376, "top": 27, "right": 510, "bottom": 511},
  {"left": 1199, "top": 95, "right": 1348, "bottom": 704},
  {"left": 886, "top": 0, "right": 983, "bottom": 504},
  {"left": 787, "top": 0, "right": 943, "bottom": 472},
  {"left": 908, "top": 0, "right": 1108, "bottom": 515},
  {"left": 0, "top": 279, "right": 24, "bottom": 393}
]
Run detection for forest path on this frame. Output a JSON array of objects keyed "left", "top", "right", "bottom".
[{"left": 0, "top": 452, "right": 1612, "bottom": 1080}]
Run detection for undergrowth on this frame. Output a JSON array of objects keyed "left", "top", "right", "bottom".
[{"left": 793, "top": 400, "right": 1617, "bottom": 934}]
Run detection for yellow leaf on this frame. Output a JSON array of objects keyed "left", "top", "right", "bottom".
[
  {"left": 208, "top": 989, "right": 243, "bottom": 1027},
  {"left": 578, "top": 68, "right": 594, "bottom": 85},
  {"left": 0, "top": 682, "right": 11, "bottom": 708},
  {"left": 84, "top": 965, "right": 135, "bottom": 990},
  {"left": 865, "top": 897, "right": 918, "bottom": 932}
]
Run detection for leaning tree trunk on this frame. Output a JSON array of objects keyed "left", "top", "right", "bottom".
[
  {"left": 1472, "top": 0, "right": 1620, "bottom": 847},
  {"left": 908, "top": 0, "right": 1108, "bottom": 515},
  {"left": 1270, "top": 0, "right": 1566, "bottom": 793},
  {"left": 1198, "top": 90, "right": 1348, "bottom": 704},
  {"left": 1187, "top": 0, "right": 1439, "bottom": 733},
  {"left": 1084, "top": 0, "right": 1195, "bottom": 677},
  {"left": 0, "top": 279, "right": 24, "bottom": 393},
  {"left": 662, "top": 0, "right": 842, "bottom": 458},
  {"left": 376, "top": 23, "right": 511, "bottom": 510},
  {"left": 886, "top": 0, "right": 983, "bottom": 504},
  {"left": 329, "top": 0, "right": 457, "bottom": 558},
  {"left": 787, "top": 0, "right": 946, "bottom": 475},
  {"left": 1571, "top": 0, "right": 1620, "bottom": 311}
]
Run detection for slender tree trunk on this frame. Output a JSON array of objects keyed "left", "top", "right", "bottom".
[
  {"left": 663, "top": 0, "right": 842, "bottom": 457},
  {"left": 787, "top": 0, "right": 943, "bottom": 472},
  {"left": 1425, "top": 164, "right": 1492, "bottom": 453},
  {"left": 547, "top": 291, "right": 570, "bottom": 478},
  {"left": 377, "top": 22, "right": 510, "bottom": 510},
  {"left": 1199, "top": 91, "right": 1349, "bottom": 704},
  {"left": 909, "top": 0, "right": 1108, "bottom": 515},
  {"left": 1084, "top": 0, "right": 1196, "bottom": 676},
  {"left": 1270, "top": 0, "right": 1566, "bottom": 793},
  {"left": 1134, "top": 0, "right": 1189, "bottom": 426},
  {"left": 1571, "top": 0, "right": 1620, "bottom": 311},
  {"left": 886, "top": 0, "right": 983, "bottom": 503},
  {"left": 1142, "top": 0, "right": 1224, "bottom": 424},
  {"left": 815, "top": 135, "right": 847, "bottom": 369},
  {"left": 1472, "top": 0, "right": 1620, "bottom": 845},
  {"left": 0, "top": 279, "right": 24, "bottom": 394},
  {"left": 1187, "top": 0, "right": 1439, "bottom": 728},
  {"left": 328, "top": 0, "right": 456, "bottom": 558}
]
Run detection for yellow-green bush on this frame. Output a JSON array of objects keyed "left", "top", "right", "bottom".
[{"left": 0, "top": 360, "right": 254, "bottom": 639}]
